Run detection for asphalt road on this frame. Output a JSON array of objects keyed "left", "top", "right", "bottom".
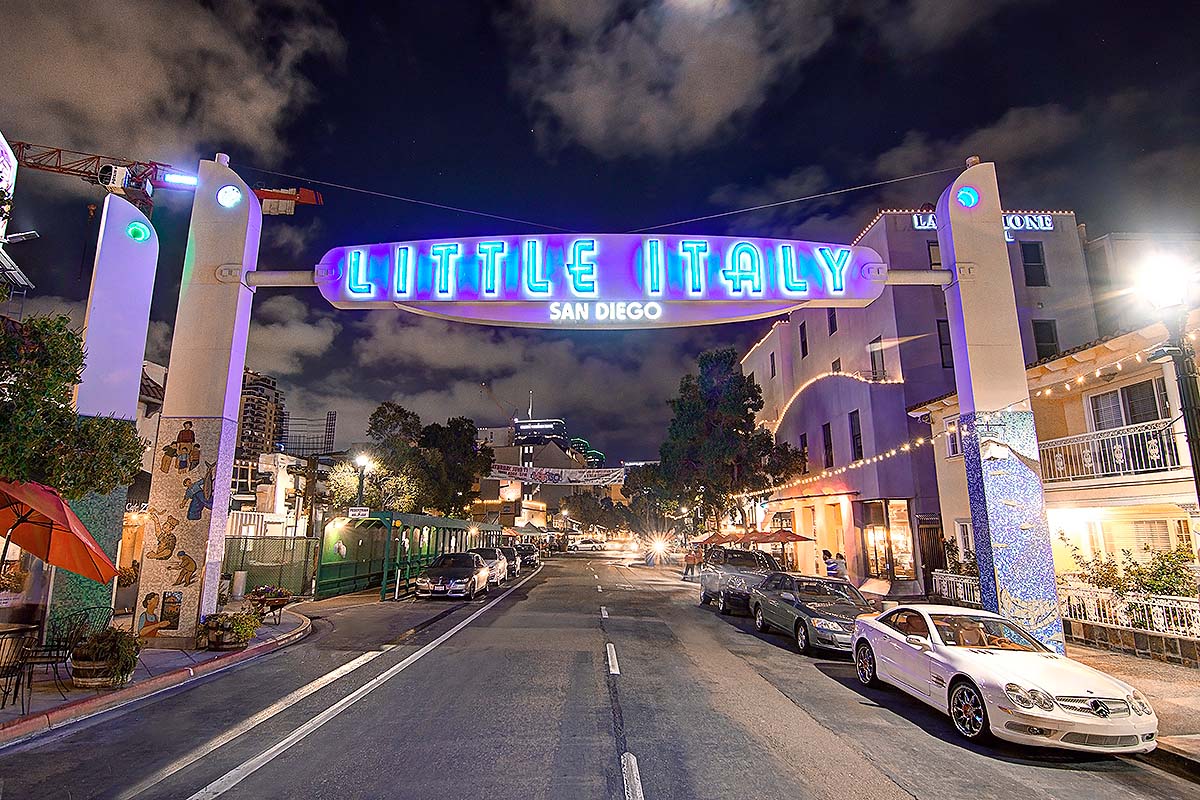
[{"left": 0, "top": 553, "right": 1194, "bottom": 800}]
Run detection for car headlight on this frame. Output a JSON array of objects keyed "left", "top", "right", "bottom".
[
  {"left": 416, "top": 575, "right": 431, "bottom": 584},
  {"left": 1004, "top": 683, "right": 1035, "bottom": 709},
  {"left": 810, "top": 618, "right": 844, "bottom": 632},
  {"left": 1027, "top": 689, "right": 1056, "bottom": 711},
  {"left": 1129, "top": 690, "right": 1153, "bottom": 716},
  {"left": 449, "top": 579, "right": 468, "bottom": 587}
]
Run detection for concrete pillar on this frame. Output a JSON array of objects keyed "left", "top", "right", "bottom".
[
  {"left": 139, "top": 157, "right": 260, "bottom": 648},
  {"left": 51, "top": 196, "right": 159, "bottom": 624},
  {"left": 938, "top": 162, "right": 1065, "bottom": 652}
]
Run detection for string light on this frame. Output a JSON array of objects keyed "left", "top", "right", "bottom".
[{"left": 761, "top": 369, "right": 904, "bottom": 432}]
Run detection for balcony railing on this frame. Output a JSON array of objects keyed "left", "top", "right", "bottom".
[
  {"left": 1039, "top": 420, "right": 1182, "bottom": 483},
  {"left": 929, "top": 572, "right": 1200, "bottom": 640},
  {"left": 930, "top": 570, "right": 982, "bottom": 607}
]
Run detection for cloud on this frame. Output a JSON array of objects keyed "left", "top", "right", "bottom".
[
  {"left": 144, "top": 320, "right": 174, "bottom": 366},
  {"left": 855, "top": 0, "right": 1032, "bottom": 52},
  {"left": 247, "top": 292, "right": 340, "bottom": 375},
  {"left": 262, "top": 219, "right": 324, "bottom": 264},
  {"left": 500, "top": 0, "right": 837, "bottom": 157},
  {"left": 0, "top": 0, "right": 344, "bottom": 168},
  {"left": 18, "top": 294, "right": 85, "bottom": 329}
]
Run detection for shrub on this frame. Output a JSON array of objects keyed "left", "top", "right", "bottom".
[
  {"left": 73, "top": 627, "right": 142, "bottom": 678},
  {"left": 201, "top": 611, "right": 263, "bottom": 642}
]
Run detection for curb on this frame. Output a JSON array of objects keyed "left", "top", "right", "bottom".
[
  {"left": 0, "top": 609, "right": 312, "bottom": 751},
  {"left": 1138, "top": 738, "right": 1200, "bottom": 785}
]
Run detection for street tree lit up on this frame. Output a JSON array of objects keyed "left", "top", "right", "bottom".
[{"left": 0, "top": 3, "right": 1198, "bottom": 799}]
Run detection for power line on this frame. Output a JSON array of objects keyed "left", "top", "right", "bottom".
[
  {"left": 628, "top": 166, "right": 962, "bottom": 233},
  {"left": 234, "top": 164, "right": 572, "bottom": 232}
]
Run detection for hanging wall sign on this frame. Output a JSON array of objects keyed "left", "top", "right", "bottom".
[
  {"left": 488, "top": 464, "right": 626, "bottom": 486},
  {"left": 315, "top": 234, "right": 887, "bottom": 329}
]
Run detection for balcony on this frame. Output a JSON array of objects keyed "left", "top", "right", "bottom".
[{"left": 1039, "top": 421, "right": 1183, "bottom": 484}]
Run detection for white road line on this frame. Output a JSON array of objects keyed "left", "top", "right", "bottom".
[
  {"left": 185, "top": 566, "right": 542, "bottom": 800},
  {"left": 600, "top": 606, "right": 609, "bottom": 619},
  {"left": 621, "top": 752, "right": 645, "bottom": 800},
  {"left": 597, "top": 585, "right": 603, "bottom": 593},
  {"left": 120, "top": 649, "right": 385, "bottom": 800},
  {"left": 606, "top": 642, "right": 621, "bottom": 675}
]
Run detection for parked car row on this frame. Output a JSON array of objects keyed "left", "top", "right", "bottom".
[
  {"left": 415, "top": 544, "right": 540, "bottom": 600},
  {"left": 698, "top": 546, "right": 1159, "bottom": 756}
]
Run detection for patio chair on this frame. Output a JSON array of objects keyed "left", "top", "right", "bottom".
[
  {"left": 25, "top": 606, "right": 112, "bottom": 698},
  {"left": 0, "top": 633, "right": 36, "bottom": 715}
]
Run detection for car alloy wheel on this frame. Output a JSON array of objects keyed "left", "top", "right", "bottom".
[
  {"left": 754, "top": 606, "right": 768, "bottom": 633},
  {"left": 466, "top": 581, "right": 475, "bottom": 601},
  {"left": 718, "top": 592, "right": 731, "bottom": 615},
  {"left": 795, "top": 621, "right": 811, "bottom": 654},
  {"left": 699, "top": 589, "right": 711, "bottom": 606},
  {"left": 950, "top": 681, "right": 989, "bottom": 740},
  {"left": 855, "top": 643, "right": 879, "bottom": 687}
]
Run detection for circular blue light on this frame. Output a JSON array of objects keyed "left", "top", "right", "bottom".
[
  {"left": 125, "top": 221, "right": 152, "bottom": 242},
  {"left": 956, "top": 186, "right": 981, "bottom": 209},
  {"left": 216, "top": 184, "right": 244, "bottom": 209}
]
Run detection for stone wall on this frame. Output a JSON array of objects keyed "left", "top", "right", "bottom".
[{"left": 1063, "top": 617, "right": 1200, "bottom": 669}]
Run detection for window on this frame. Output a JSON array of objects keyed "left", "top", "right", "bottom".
[
  {"left": 798, "top": 432, "right": 809, "bottom": 473},
  {"left": 821, "top": 422, "right": 834, "bottom": 468},
  {"left": 868, "top": 336, "right": 885, "bottom": 378},
  {"left": 1021, "top": 241, "right": 1048, "bottom": 286},
  {"left": 863, "top": 500, "right": 917, "bottom": 581},
  {"left": 1089, "top": 378, "right": 1170, "bottom": 430},
  {"left": 769, "top": 351, "right": 776, "bottom": 378},
  {"left": 954, "top": 520, "right": 973, "bottom": 556},
  {"left": 799, "top": 321, "right": 809, "bottom": 358},
  {"left": 945, "top": 415, "right": 962, "bottom": 457},
  {"left": 928, "top": 241, "right": 941, "bottom": 269},
  {"left": 827, "top": 308, "right": 838, "bottom": 335},
  {"left": 848, "top": 410, "right": 863, "bottom": 460},
  {"left": 936, "top": 320, "right": 954, "bottom": 368},
  {"left": 1032, "top": 320, "right": 1059, "bottom": 360},
  {"left": 831, "top": 358, "right": 841, "bottom": 373},
  {"left": 761, "top": 574, "right": 785, "bottom": 591}
]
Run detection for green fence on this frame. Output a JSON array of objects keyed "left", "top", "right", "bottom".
[
  {"left": 222, "top": 536, "right": 321, "bottom": 597},
  {"left": 313, "top": 513, "right": 502, "bottom": 601}
]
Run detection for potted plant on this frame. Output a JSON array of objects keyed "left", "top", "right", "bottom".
[
  {"left": 248, "top": 584, "right": 293, "bottom": 621},
  {"left": 201, "top": 611, "right": 262, "bottom": 651},
  {"left": 72, "top": 627, "right": 142, "bottom": 688}
]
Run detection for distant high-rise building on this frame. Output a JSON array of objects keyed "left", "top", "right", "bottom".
[{"left": 236, "top": 368, "right": 286, "bottom": 459}]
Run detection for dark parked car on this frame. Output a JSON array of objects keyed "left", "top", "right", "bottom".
[
  {"left": 499, "top": 546, "right": 522, "bottom": 579},
  {"left": 699, "top": 547, "right": 780, "bottom": 615},
  {"left": 514, "top": 543, "right": 540, "bottom": 569},
  {"left": 415, "top": 553, "right": 490, "bottom": 600},
  {"left": 750, "top": 573, "right": 873, "bottom": 654}
]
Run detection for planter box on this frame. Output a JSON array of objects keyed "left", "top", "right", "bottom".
[
  {"left": 71, "top": 659, "right": 133, "bottom": 689},
  {"left": 207, "top": 631, "right": 251, "bottom": 651},
  {"left": 1064, "top": 617, "right": 1200, "bottom": 669}
]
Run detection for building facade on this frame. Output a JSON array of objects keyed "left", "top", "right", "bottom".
[
  {"left": 742, "top": 207, "right": 1099, "bottom": 597},
  {"left": 914, "top": 314, "right": 1200, "bottom": 577},
  {"left": 1082, "top": 229, "right": 1200, "bottom": 336},
  {"left": 236, "top": 368, "right": 286, "bottom": 458}
]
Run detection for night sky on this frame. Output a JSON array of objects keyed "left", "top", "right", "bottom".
[{"left": 2, "top": 1, "right": 1197, "bottom": 462}]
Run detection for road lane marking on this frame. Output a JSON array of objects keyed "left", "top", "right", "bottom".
[
  {"left": 597, "top": 585, "right": 603, "bottom": 592},
  {"left": 621, "top": 752, "right": 645, "bottom": 800},
  {"left": 118, "top": 649, "right": 385, "bottom": 800},
  {"left": 601, "top": 606, "right": 609, "bottom": 619},
  {"left": 607, "top": 643, "right": 621, "bottom": 675},
  {"left": 184, "top": 566, "right": 542, "bottom": 799}
]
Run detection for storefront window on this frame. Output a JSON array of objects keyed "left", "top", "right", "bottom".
[{"left": 861, "top": 499, "right": 917, "bottom": 581}]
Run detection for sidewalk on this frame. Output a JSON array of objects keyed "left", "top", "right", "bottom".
[
  {"left": 0, "top": 607, "right": 310, "bottom": 748},
  {"left": 1068, "top": 642, "right": 1200, "bottom": 775}
]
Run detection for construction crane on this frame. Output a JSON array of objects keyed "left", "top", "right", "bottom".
[
  {"left": 480, "top": 382, "right": 521, "bottom": 423},
  {"left": 10, "top": 141, "right": 323, "bottom": 216}
]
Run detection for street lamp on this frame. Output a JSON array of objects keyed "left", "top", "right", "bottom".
[
  {"left": 354, "top": 454, "right": 374, "bottom": 507},
  {"left": 1139, "top": 254, "right": 1200, "bottom": 513}
]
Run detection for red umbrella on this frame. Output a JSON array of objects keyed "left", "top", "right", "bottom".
[
  {"left": 755, "top": 528, "right": 814, "bottom": 544},
  {"left": 0, "top": 480, "right": 118, "bottom": 584}
]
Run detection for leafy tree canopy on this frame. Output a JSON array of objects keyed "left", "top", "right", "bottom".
[{"left": 0, "top": 315, "right": 144, "bottom": 498}]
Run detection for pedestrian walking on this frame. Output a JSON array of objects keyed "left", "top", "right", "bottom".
[
  {"left": 683, "top": 547, "right": 698, "bottom": 579},
  {"left": 836, "top": 552, "right": 849, "bottom": 579},
  {"left": 823, "top": 549, "right": 838, "bottom": 577}
]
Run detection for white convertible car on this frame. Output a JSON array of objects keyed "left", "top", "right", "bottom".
[{"left": 852, "top": 605, "right": 1158, "bottom": 754}]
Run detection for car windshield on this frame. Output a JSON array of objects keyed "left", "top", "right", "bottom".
[
  {"left": 794, "top": 580, "right": 868, "bottom": 606},
  {"left": 726, "top": 551, "right": 775, "bottom": 569},
  {"left": 500, "top": 549, "right": 517, "bottom": 557},
  {"left": 469, "top": 548, "right": 499, "bottom": 559},
  {"left": 931, "top": 614, "right": 1047, "bottom": 651},
  {"left": 431, "top": 554, "right": 475, "bottom": 569}
]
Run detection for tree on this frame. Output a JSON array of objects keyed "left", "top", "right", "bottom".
[
  {"left": 619, "top": 463, "right": 677, "bottom": 540},
  {"left": 658, "top": 348, "right": 806, "bottom": 531},
  {"left": 367, "top": 402, "right": 423, "bottom": 465},
  {"left": 325, "top": 461, "right": 425, "bottom": 513},
  {"left": 0, "top": 315, "right": 143, "bottom": 498},
  {"left": 418, "top": 416, "right": 494, "bottom": 516}
]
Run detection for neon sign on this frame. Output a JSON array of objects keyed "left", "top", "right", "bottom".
[
  {"left": 316, "top": 234, "right": 886, "bottom": 329},
  {"left": 913, "top": 212, "right": 1056, "bottom": 235}
]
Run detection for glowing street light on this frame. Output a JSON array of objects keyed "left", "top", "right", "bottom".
[
  {"left": 354, "top": 454, "right": 375, "bottom": 506},
  {"left": 1137, "top": 253, "right": 1200, "bottom": 516}
]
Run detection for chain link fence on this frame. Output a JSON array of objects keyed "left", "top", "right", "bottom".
[{"left": 222, "top": 536, "right": 320, "bottom": 597}]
